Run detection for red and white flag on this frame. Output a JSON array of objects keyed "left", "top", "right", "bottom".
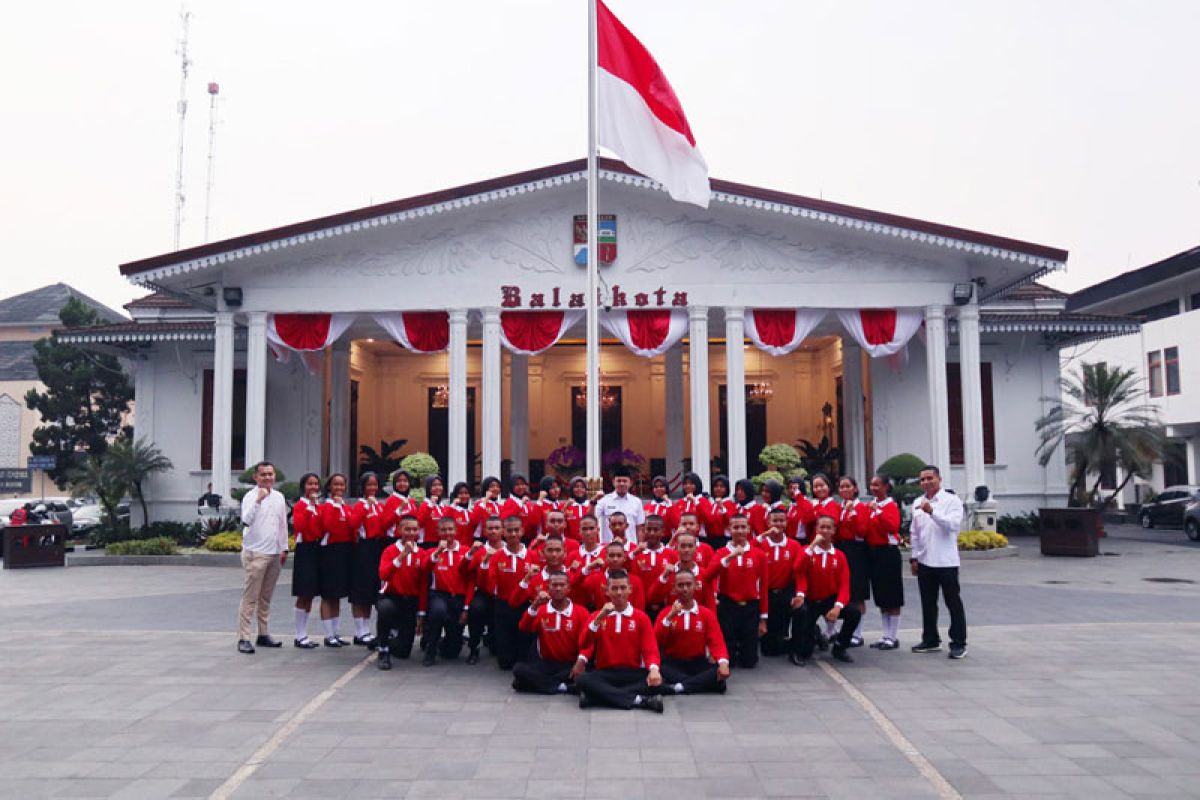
[{"left": 597, "top": 1, "right": 710, "bottom": 208}]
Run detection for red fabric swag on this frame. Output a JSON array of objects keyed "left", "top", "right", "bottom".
[
  {"left": 860, "top": 309, "right": 898, "bottom": 345},
  {"left": 402, "top": 311, "right": 450, "bottom": 353},
  {"left": 274, "top": 314, "right": 332, "bottom": 350},
  {"left": 627, "top": 309, "right": 671, "bottom": 351},
  {"left": 502, "top": 311, "right": 565, "bottom": 353},
  {"left": 752, "top": 309, "right": 797, "bottom": 348}
]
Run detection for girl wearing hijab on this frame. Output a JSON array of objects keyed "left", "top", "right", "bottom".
[
  {"left": 785, "top": 475, "right": 809, "bottom": 541},
  {"left": 445, "top": 481, "right": 476, "bottom": 547},
  {"left": 348, "top": 472, "right": 385, "bottom": 646},
  {"left": 645, "top": 475, "right": 676, "bottom": 534},
  {"left": 837, "top": 475, "right": 870, "bottom": 648},
  {"left": 382, "top": 470, "right": 418, "bottom": 541},
  {"left": 470, "top": 475, "right": 504, "bottom": 539},
  {"left": 865, "top": 474, "right": 904, "bottom": 650},
  {"left": 317, "top": 473, "right": 355, "bottom": 647},
  {"left": 416, "top": 475, "right": 447, "bottom": 548},
  {"left": 563, "top": 476, "right": 593, "bottom": 541},
  {"left": 750, "top": 479, "right": 785, "bottom": 535},
  {"left": 290, "top": 472, "right": 323, "bottom": 649},
  {"left": 501, "top": 473, "right": 538, "bottom": 541}
]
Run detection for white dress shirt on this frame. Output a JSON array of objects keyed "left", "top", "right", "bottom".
[
  {"left": 240, "top": 488, "right": 289, "bottom": 555},
  {"left": 594, "top": 491, "right": 646, "bottom": 543},
  {"left": 909, "top": 488, "right": 964, "bottom": 568}
]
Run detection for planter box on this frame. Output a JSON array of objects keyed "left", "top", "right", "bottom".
[
  {"left": 1038, "top": 508, "right": 1103, "bottom": 557},
  {"left": 3, "top": 523, "right": 68, "bottom": 568}
]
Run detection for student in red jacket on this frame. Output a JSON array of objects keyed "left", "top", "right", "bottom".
[
  {"left": 750, "top": 479, "right": 787, "bottom": 536},
  {"left": 837, "top": 476, "right": 871, "bottom": 647},
  {"left": 348, "top": 472, "right": 386, "bottom": 648},
  {"left": 644, "top": 476, "right": 675, "bottom": 533},
  {"left": 290, "top": 472, "right": 323, "bottom": 649},
  {"left": 655, "top": 569, "right": 730, "bottom": 695},
  {"left": 317, "top": 473, "right": 355, "bottom": 647},
  {"left": 579, "top": 541, "right": 647, "bottom": 611},
  {"left": 501, "top": 474, "right": 540, "bottom": 542},
  {"left": 469, "top": 476, "right": 505, "bottom": 540},
  {"left": 789, "top": 514, "right": 862, "bottom": 665},
  {"left": 563, "top": 477, "right": 593, "bottom": 542},
  {"left": 758, "top": 507, "right": 803, "bottom": 657},
  {"left": 382, "top": 470, "right": 418, "bottom": 541},
  {"left": 704, "top": 514, "right": 768, "bottom": 669},
  {"left": 462, "top": 516, "right": 504, "bottom": 665},
  {"left": 700, "top": 474, "right": 735, "bottom": 549},
  {"left": 649, "top": 533, "right": 717, "bottom": 611},
  {"left": 865, "top": 474, "right": 904, "bottom": 650},
  {"left": 376, "top": 516, "right": 427, "bottom": 670},
  {"left": 672, "top": 512, "right": 715, "bottom": 566},
  {"left": 629, "top": 514, "right": 677, "bottom": 620},
  {"left": 484, "top": 515, "right": 538, "bottom": 669},
  {"left": 785, "top": 475, "right": 809, "bottom": 542},
  {"left": 420, "top": 517, "right": 471, "bottom": 666},
  {"left": 444, "top": 481, "right": 476, "bottom": 547},
  {"left": 415, "top": 475, "right": 447, "bottom": 548},
  {"left": 672, "top": 472, "right": 708, "bottom": 543},
  {"left": 511, "top": 536, "right": 578, "bottom": 606},
  {"left": 512, "top": 570, "right": 591, "bottom": 694},
  {"left": 535, "top": 476, "right": 565, "bottom": 529},
  {"left": 572, "top": 569, "right": 664, "bottom": 713}
]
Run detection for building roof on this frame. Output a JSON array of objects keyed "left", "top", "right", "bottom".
[
  {"left": 124, "top": 292, "right": 192, "bottom": 310},
  {"left": 978, "top": 309, "right": 1140, "bottom": 348},
  {"left": 120, "top": 157, "right": 1069, "bottom": 280},
  {"left": 0, "top": 341, "right": 38, "bottom": 381},
  {"left": 1004, "top": 282, "right": 1067, "bottom": 301},
  {"left": 56, "top": 320, "right": 216, "bottom": 344},
  {"left": 1067, "top": 245, "right": 1200, "bottom": 312},
  {"left": 0, "top": 283, "right": 126, "bottom": 327}
]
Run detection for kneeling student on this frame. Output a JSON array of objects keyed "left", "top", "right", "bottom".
[
  {"left": 376, "top": 516, "right": 427, "bottom": 670},
  {"left": 512, "top": 571, "right": 590, "bottom": 694},
  {"left": 789, "top": 515, "right": 862, "bottom": 666},
  {"left": 655, "top": 569, "right": 730, "bottom": 695},
  {"left": 572, "top": 570, "right": 664, "bottom": 713},
  {"left": 420, "top": 517, "right": 470, "bottom": 667}
]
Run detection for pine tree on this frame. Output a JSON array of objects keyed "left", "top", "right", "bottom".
[{"left": 24, "top": 297, "right": 133, "bottom": 488}]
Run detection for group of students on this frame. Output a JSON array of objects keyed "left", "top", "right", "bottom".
[{"left": 269, "top": 462, "right": 967, "bottom": 709}]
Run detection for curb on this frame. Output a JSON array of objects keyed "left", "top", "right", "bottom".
[
  {"left": 66, "top": 553, "right": 266, "bottom": 568},
  {"left": 959, "top": 545, "right": 1019, "bottom": 560}
]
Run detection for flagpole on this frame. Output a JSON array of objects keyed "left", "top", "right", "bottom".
[{"left": 585, "top": 0, "right": 602, "bottom": 480}]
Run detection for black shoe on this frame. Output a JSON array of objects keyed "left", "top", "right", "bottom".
[
  {"left": 911, "top": 642, "right": 942, "bottom": 654},
  {"left": 578, "top": 694, "right": 592, "bottom": 710},
  {"left": 353, "top": 634, "right": 376, "bottom": 648},
  {"left": 293, "top": 637, "right": 319, "bottom": 650},
  {"left": 816, "top": 633, "right": 830, "bottom": 652},
  {"left": 255, "top": 635, "right": 282, "bottom": 648},
  {"left": 831, "top": 647, "right": 854, "bottom": 663},
  {"left": 871, "top": 638, "right": 899, "bottom": 651},
  {"left": 333, "top": 635, "right": 352, "bottom": 647},
  {"left": 422, "top": 649, "right": 436, "bottom": 667},
  {"left": 237, "top": 640, "right": 255, "bottom": 655},
  {"left": 848, "top": 636, "right": 864, "bottom": 648},
  {"left": 715, "top": 680, "right": 728, "bottom": 695},
  {"left": 787, "top": 653, "right": 807, "bottom": 667},
  {"left": 640, "top": 695, "right": 664, "bottom": 714},
  {"left": 323, "top": 636, "right": 343, "bottom": 648},
  {"left": 948, "top": 644, "right": 968, "bottom": 660},
  {"left": 465, "top": 648, "right": 480, "bottom": 665},
  {"left": 377, "top": 651, "right": 392, "bottom": 671}
]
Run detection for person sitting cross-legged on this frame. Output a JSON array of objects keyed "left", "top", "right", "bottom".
[
  {"left": 654, "top": 569, "right": 730, "bottom": 695},
  {"left": 512, "top": 570, "right": 590, "bottom": 695}
]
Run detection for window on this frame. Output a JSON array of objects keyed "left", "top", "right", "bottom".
[
  {"left": 1133, "top": 299, "right": 1180, "bottom": 322},
  {"left": 200, "top": 369, "right": 247, "bottom": 472},
  {"left": 1147, "top": 351, "right": 1163, "bottom": 397},
  {"left": 946, "top": 363, "right": 996, "bottom": 465},
  {"left": 1165, "top": 347, "right": 1181, "bottom": 395},
  {"left": 1163, "top": 441, "right": 1188, "bottom": 487},
  {"left": 718, "top": 385, "right": 769, "bottom": 472},
  {"left": 571, "top": 386, "right": 622, "bottom": 459},
  {"left": 1190, "top": 291, "right": 1200, "bottom": 312},
  {"left": 428, "top": 386, "right": 476, "bottom": 486}
]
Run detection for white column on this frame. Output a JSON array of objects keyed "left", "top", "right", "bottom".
[
  {"left": 958, "top": 303, "right": 986, "bottom": 498},
  {"left": 924, "top": 305, "right": 951, "bottom": 473},
  {"left": 481, "top": 308, "right": 502, "bottom": 481},
  {"left": 664, "top": 345, "right": 685, "bottom": 485},
  {"left": 688, "top": 306, "right": 711, "bottom": 489},
  {"left": 842, "top": 341, "right": 866, "bottom": 481},
  {"left": 724, "top": 307, "right": 747, "bottom": 481},
  {"left": 244, "top": 312, "right": 268, "bottom": 468},
  {"left": 447, "top": 309, "right": 469, "bottom": 488},
  {"left": 210, "top": 310, "right": 235, "bottom": 503},
  {"left": 1186, "top": 437, "right": 1199, "bottom": 486},
  {"left": 328, "top": 343, "right": 351, "bottom": 477},
  {"left": 510, "top": 353, "right": 529, "bottom": 478}
]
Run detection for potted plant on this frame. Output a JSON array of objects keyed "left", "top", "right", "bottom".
[
  {"left": 602, "top": 448, "right": 646, "bottom": 480},
  {"left": 758, "top": 442, "right": 802, "bottom": 474},
  {"left": 546, "top": 445, "right": 586, "bottom": 479}
]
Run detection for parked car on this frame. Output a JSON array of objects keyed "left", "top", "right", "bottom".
[
  {"left": 71, "top": 501, "right": 130, "bottom": 534},
  {"left": 1138, "top": 485, "right": 1200, "bottom": 529},
  {"left": 1183, "top": 494, "right": 1200, "bottom": 542}
]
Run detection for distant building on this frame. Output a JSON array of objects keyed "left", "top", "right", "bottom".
[
  {"left": 0, "top": 284, "right": 126, "bottom": 486},
  {"left": 1063, "top": 246, "right": 1200, "bottom": 504}
]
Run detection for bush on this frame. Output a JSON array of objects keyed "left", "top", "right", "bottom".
[
  {"left": 205, "top": 531, "right": 244, "bottom": 552},
  {"left": 957, "top": 531, "right": 1009, "bottom": 551},
  {"left": 758, "top": 443, "right": 802, "bottom": 473},
  {"left": 997, "top": 512, "right": 1040, "bottom": 536},
  {"left": 106, "top": 537, "right": 179, "bottom": 556},
  {"left": 91, "top": 520, "right": 205, "bottom": 547},
  {"left": 750, "top": 470, "right": 786, "bottom": 494},
  {"left": 877, "top": 453, "right": 926, "bottom": 482},
  {"left": 399, "top": 452, "right": 440, "bottom": 483}
]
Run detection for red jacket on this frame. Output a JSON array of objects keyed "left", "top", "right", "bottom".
[
  {"left": 382, "top": 494, "right": 419, "bottom": 539},
  {"left": 509, "top": 564, "right": 581, "bottom": 607},
  {"left": 519, "top": 601, "right": 590, "bottom": 663},
  {"left": 837, "top": 500, "right": 869, "bottom": 544},
  {"left": 440, "top": 502, "right": 476, "bottom": 547},
  {"left": 655, "top": 603, "right": 729, "bottom": 662},
  {"left": 500, "top": 495, "right": 540, "bottom": 541},
  {"left": 318, "top": 499, "right": 355, "bottom": 545},
  {"left": 748, "top": 501, "right": 786, "bottom": 536},
  {"left": 469, "top": 497, "right": 504, "bottom": 539},
  {"left": 629, "top": 545, "right": 678, "bottom": 589},
  {"left": 793, "top": 544, "right": 851, "bottom": 607},
  {"left": 487, "top": 545, "right": 540, "bottom": 607},
  {"left": 423, "top": 542, "right": 472, "bottom": 600},
  {"left": 462, "top": 543, "right": 501, "bottom": 596},
  {"left": 579, "top": 606, "right": 660, "bottom": 670},
  {"left": 292, "top": 498, "right": 322, "bottom": 545},
  {"left": 579, "top": 569, "right": 646, "bottom": 611},
  {"left": 416, "top": 499, "right": 452, "bottom": 545},
  {"left": 755, "top": 535, "right": 803, "bottom": 591},
  {"left": 865, "top": 498, "right": 902, "bottom": 547},
  {"left": 378, "top": 542, "right": 428, "bottom": 611},
  {"left": 562, "top": 499, "right": 593, "bottom": 541},
  {"left": 351, "top": 497, "right": 388, "bottom": 540},
  {"left": 785, "top": 499, "right": 808, "bottom": 542},
  {"left": 698, "top": 497, "right": 735, "bottom": 540},
  {"left": 795, "top": 496, "right": 842, "bottom": 539},
  {"left": 643, "top": 498, "right": 675, "bottom": 531},
  {"left": 703, "top": 543, "right": 769, "bottom": 616},
  {"left": 646, "top": 566, "right": 717, "bottom": 611}
]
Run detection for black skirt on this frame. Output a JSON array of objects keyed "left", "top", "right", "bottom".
[
  {"left": 868, "top": 544, "right": 905, "bottom": 609},
  {"left": 350, "top": 538, "right": 386, "bottom": 607},
  {"left": 318, "top": 541, "right": 354, "bottom": 601},
  {"left": 291, "top": 541, "right": 321, "bottom": 599},
  {"left": 837, "top": 540, "right": 870, "bottom": 604}
]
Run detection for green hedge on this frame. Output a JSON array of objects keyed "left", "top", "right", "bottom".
[
  {"left": 205, "top": 531, "right": 295, "bottom": 552},
  {"left": 957, "top": 531, "right": 1009, "bottom": 551},
  {"left": 105, "top": 537, "right": 179, "bottom": 556}
]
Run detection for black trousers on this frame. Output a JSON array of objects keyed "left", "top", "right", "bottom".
[
  {"left": 792, "top": 597, "right": 862, "bottom": 659},
  {"left": 917, "top": 564, "right": 967, "bottom": 647},
  {"left": 660, "top": 657, "right": 722, "bottom": 695},
  {"left": 717, "top": 596, "right": 760, "bottom": 669},
  {"left": 426, "top": 590, "right": 466, "bottom": 658},
  {"left": 576, "top": 667, "right": 650, "bottom": 710},
  {"left": 467, "top": 592, "right": 494, "bottom": 653},
  {"left": 376, "top": 594, "right": 419, "bottom": 658},
  {"left": 492, "top": 600, "right": 534, "bottom": 670},
  {"left": 761, "top": 588, "right": 794, "bottom": 656},
  {"left": 512, "top": 657, "right": 576, "bottom": 694}
]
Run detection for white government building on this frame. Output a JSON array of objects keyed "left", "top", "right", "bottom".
[{"left": 65, "top": 159, "right": 1138, "bottom": 522}]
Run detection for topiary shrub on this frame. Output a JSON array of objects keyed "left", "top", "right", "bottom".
[
  {"left": 751, "top": 470, "right": 786, "bottom": 494},
  {"left": 758, "top": 443, "right": 802, "bottom": 473},
  {"left": 106, "top": 537, "right": 179, "bottom": 556},
  {"left": 877, "top": 453, "right": 926, "bottom": 482},
  {"left": 956, "top": 531, "right": 1009, "bottom": 551},
  {"left": 399, "top": 452, "right": 440, "bottom": 483},
  {"left": 997, "top": 512, "right": 1039, "bottom": 536}
]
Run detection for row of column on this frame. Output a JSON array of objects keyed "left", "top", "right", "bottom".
[{"left": 210, "top": 302, "right": 987, "bottom": 502}]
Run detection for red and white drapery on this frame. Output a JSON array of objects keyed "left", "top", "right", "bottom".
[
  {"left": 601, "top": 309, "right": 688, "bottom": 357},
  {"left": 744, "top": 309, "right": 826, "bottom": 356},
  {"left": 374, "top": 311, "right": 450, "bottom": 353},
  {"left": 266, "top": 313, "right": 355, "bottom": 373},
  {"left": 836, "top": 308, "right": 923, "bottom": 358},
  {"left": 499, "top": 310, "right": 584, "bottom": 355}
]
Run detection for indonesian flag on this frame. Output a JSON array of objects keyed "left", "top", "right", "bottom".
[
  {"left": 597, "top": 1, "right": 710, "bottom": 208},
  {"left": 374, "top": 311, "right": 449, "bottom": 353},
  {"left": 837, "top": 308, "right": 923, "bottom": 358},
  {"left": 266, "top": 312, "right": 355, "bottom": 375},
  {"left": 745, "top": 309, "right": 827, "bottom": 356},
  {"left": 500, "top": 310, "right": 583, "bottom": 355},
  {"left": 601, "top": 308, "right": 688, "bottom": 357}
]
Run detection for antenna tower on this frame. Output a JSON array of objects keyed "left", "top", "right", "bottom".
[
  {"left": 203, "top": 82, "right": 220, "bottom": 243},
  {"left": 173, "top": 5, "right": 192, "bottom": 250}
]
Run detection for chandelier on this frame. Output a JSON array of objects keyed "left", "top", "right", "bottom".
[
  {"left": 575, "top": 383, "right": 618, "bottom": 411},
  {"left": 747, "top": 382, "right": 774, "bottom": 405},
  {"left": 431, "top": 385, "right": 449, "bottom": 409}
]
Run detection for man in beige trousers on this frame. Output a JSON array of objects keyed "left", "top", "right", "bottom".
[{"left": 237, "top": 461, "right": 289, "bottom": 654}]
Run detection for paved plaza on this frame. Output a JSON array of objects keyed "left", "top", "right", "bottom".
[{"left": 1, "top": 525, "right": 1198, "bottom": 799}]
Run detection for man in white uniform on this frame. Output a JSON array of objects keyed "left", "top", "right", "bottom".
[
  {"left": 237, "top": 461, "right": 290, "bottom": 654},
  {"left": 908, "top": 465, "right": 967, "bottom": 659},
  {"left": 593, "top": 466, "right": 646, "bottom": 545}
]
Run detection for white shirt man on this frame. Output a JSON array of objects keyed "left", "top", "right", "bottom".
[
  {"left": 909, "top": 487, "right": 964, "bottom": 568},
  {"left": 909, "top": 466, "right": 968, "bottom": 659},
  {"left": 594, "top": 476, "right": 646, "bottom": 544},
  {"left": 236, "top": 462, "right": 289, "bottom": 654}
]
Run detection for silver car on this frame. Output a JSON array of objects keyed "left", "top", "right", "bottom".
[{"left": 1184, "top": 493, "right": 1200, "bottom": 542}]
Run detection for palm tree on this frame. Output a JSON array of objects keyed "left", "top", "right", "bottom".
[
  {"left": 68, "top": 455, "right": 125, "bottom": 530},
  {"left": 104, "top": 437, "right": 173, "bottom": 527},
  {"left": 1035, "top": 363, "right": 1163, "bottom": 508}
]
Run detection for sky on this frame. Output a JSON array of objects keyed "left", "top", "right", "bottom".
[{"left": 2, "top": 0, "right": 1198, "bottom": 314}]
